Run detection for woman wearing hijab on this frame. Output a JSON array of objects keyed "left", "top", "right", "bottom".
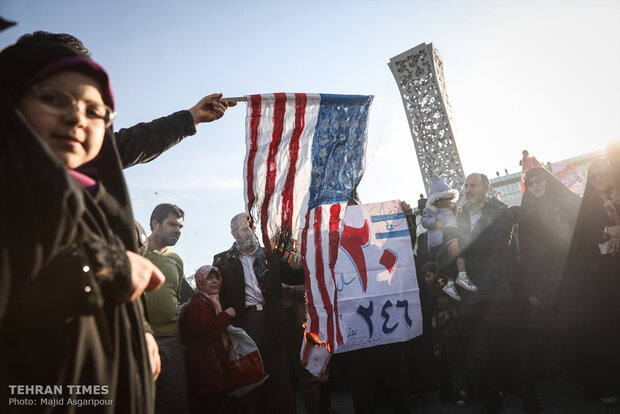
[
  {"left": 520, "top": 167, "right": 582, "bottom": 309},
  {"left": 0, "top": 34, "right": 164, "bottom": 412},
  {"left": 179, "top": 265, "right": 236, "bottom": 414},
  {"left": 558, "top": 159, "right": 620, "bottom": 405},
  {"left": 516, "top": 167, "right": 581, "bottom": 412}
]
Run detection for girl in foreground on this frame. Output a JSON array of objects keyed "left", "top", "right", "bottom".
[{"left": 0, "top": 34, "right": 164, "bottom": 412}]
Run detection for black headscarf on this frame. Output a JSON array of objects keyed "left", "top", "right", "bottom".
[
  {"left": 562, "top": 159, "right": 620, "bottom": 269},
  {"left": 0, "top": 38, "right": 137, "bottom": 302},
  {"left": 521, "top": 167, "right": 581, "bottom": 224},
  {"left": 0, "top": 35, "right": 153, "bottom": 411},
  {"left": 520, "top": 167, "right": 581, "bottom": 242},
  {"left": 518, "top": 167, "right": 581, "bottom": 303},
  {"left": 556, "top": 159, "right": 620, "bottom": 395},
  {"left": 0, "top": 37, "right": 113, "bottom": 108}
]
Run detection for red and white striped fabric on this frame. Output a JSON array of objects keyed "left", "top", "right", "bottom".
[
  {"left": 299, "top": 203, "right": 346, "bottom": 376},
  {"left": 244, "top": 93, "right": 319, "bottom": 256},
  {"left": 243, "top": 93, "right": 373, "bottom": 376}
]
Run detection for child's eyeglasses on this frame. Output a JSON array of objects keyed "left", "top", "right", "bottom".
[{"left": 28, "top": 84, "right": 116, "bottom": 128}]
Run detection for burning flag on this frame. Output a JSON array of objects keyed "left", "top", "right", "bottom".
[{"left": 243, "top": 93, "right": 373, "bottom": 376}]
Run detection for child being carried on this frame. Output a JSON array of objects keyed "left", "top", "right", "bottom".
[{"left": 421, "top": 174, "right": 477, "bottom": 301}]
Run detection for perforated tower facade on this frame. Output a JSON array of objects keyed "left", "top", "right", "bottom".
[{"left": 388, "top": 43, "right": 465, "bottom": 195}]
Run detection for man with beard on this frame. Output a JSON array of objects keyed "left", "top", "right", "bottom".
[
  {"left": 145, "top": 203, "right": 189, "bottom": 414},
  {"left": 214, "top": 212, "right": 302, "bottom": 414},
  {"left": 445, "top": 173, "right": 513, "bottom": 414}
]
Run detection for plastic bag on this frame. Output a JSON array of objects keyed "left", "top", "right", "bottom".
[{"left": 226, "top": 325, "right": 268, "bottom": 396}]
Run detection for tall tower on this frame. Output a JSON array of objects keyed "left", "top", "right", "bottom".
[{"left": 388, "top": 43, "right": 465, "bottom": 195}]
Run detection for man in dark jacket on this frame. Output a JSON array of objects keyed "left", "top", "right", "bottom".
[
  {"left": 214, "top": 213, "right": 303, "bottom": 414},
  {"left": 445, "top": 173, "right": 513, "bottom": 414}
]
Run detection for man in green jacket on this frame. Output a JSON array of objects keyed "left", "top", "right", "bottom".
[{"left": 145, "top": 203, "right": 188, "bottom": 414}]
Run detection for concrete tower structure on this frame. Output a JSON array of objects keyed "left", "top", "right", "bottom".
[{"left": 389, "top": 43, "right": 465, "bottom": 195}]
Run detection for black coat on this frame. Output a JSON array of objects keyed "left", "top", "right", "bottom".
[
  {"left": 557, "top": 162, "right": 620, "bottom": 390},
  {"left": 0, "top": 42, "right": 154, "bottom": 412},
  {"left": 519, "top": 167, "right": 581, "bottom": 307},
  {"left": 115, "top": 110, "right": 196, "bottom": 169},
  {"left": 214, "top": 244, "right": 304, "bottom": 342},
  {"left": 456, "top": 197, "right": 513, "bottom": 304}
]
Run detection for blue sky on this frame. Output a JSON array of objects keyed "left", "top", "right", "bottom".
[{"left": 2, "top": 0, "right": 618, "bottom": 276}]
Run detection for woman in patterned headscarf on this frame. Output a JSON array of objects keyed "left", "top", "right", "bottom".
[{"left": 179, "top": 265, "right": 236, "bottom": 414}]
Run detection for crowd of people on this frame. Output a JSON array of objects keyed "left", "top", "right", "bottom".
[
  {"left": 415, "top": 154, "right": 620, "bottom": 414},
  {"left": 1, "top": 29, "right": 619, "bottom": 414}
]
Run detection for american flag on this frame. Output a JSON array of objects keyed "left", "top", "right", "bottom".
[{"left": 243, "top": 93, "right": 373, "bottom": 375}]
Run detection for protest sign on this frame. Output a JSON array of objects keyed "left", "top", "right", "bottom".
[{"left": 334, "top": 200, "right": 422, "bottom": 353}]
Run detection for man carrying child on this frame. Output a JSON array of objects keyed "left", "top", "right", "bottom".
[{"left": 421, "top": 174, "right": 477, "bottom": 301}]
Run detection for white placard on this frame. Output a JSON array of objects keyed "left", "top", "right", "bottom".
[{"left": 335, "top": 200, "right": 423, "bottom": 353}]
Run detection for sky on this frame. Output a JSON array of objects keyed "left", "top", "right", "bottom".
[{"left": 2, "top": 0, "right": 619, "bottom": 277}]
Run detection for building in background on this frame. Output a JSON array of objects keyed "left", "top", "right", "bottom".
[{"left": 490, "top": 150, "right": 602, "bottom": 206}]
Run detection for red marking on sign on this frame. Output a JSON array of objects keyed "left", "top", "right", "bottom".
[
  {"left": 379, "top": 249, "right": 397, "bottom": 274},
  {"left": 340, "top": 220, "right": 370, "bottom": 292}
]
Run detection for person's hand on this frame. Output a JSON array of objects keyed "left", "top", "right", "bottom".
[
  {"left": 608, "top": 237, "right": 620, "bottom": 255},
  {"left": 399, "top": 201, "right": 413, "bottom": 216},
  {"left": 288, "top": 253, "right": 302, "bottom": 269},
  {"left": 607, "top": 225, "right": 620, "bottom": 238},
  {"left": 224, "top": 307, "right": 236, "bottom": 318},
  {"left": 447, "top": 238, "right": 461, "bottom": 256},
  {"left": 436, "top": 221, "right": 445, "bottom": 230},
  {"left": 145, "top": 332, "right": 161, "bottom": 380},
  {"left": 125, "top": 251, "right": 165, "bottom": 302},
  {"left": 528, "top": 296, "right": 541, "bottom": 307},
  {"left": 188, "top": 93, "right": 236, "bottom": 125}
]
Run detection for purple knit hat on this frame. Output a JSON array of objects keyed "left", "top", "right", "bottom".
[{"left": 25, "top": 55, "right": 114, "bottom": 109}]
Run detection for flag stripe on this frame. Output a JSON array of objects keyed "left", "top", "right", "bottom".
[
  {"left": 288, "top": 95, "right": 320, "bottom": 240},
  {"left": 370, "top": 213, "right": 406, "bottom": 222},
  {"left": 376, "top": 230, "right": 411, "bottom": 239},
  {"left": 313, "top": 207, "right": 335, "bottom": 348},
  {"left": 260, "top": 93, "right": 287, "bottom": 255},
  {"left": 246, "top": 95, "right": 262, "bottom": 213},
  {"left": 328, "top": 203, "right": 344, "bottom": 345},
  {"left": 281, "top": 93, "right": 307, "bottom": 230},
  {"left": 301, "top": 210, "right": 320, "bottom": 337},
  {"left": 242, "top": 93, "right": 373, "bottom": 376}
]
